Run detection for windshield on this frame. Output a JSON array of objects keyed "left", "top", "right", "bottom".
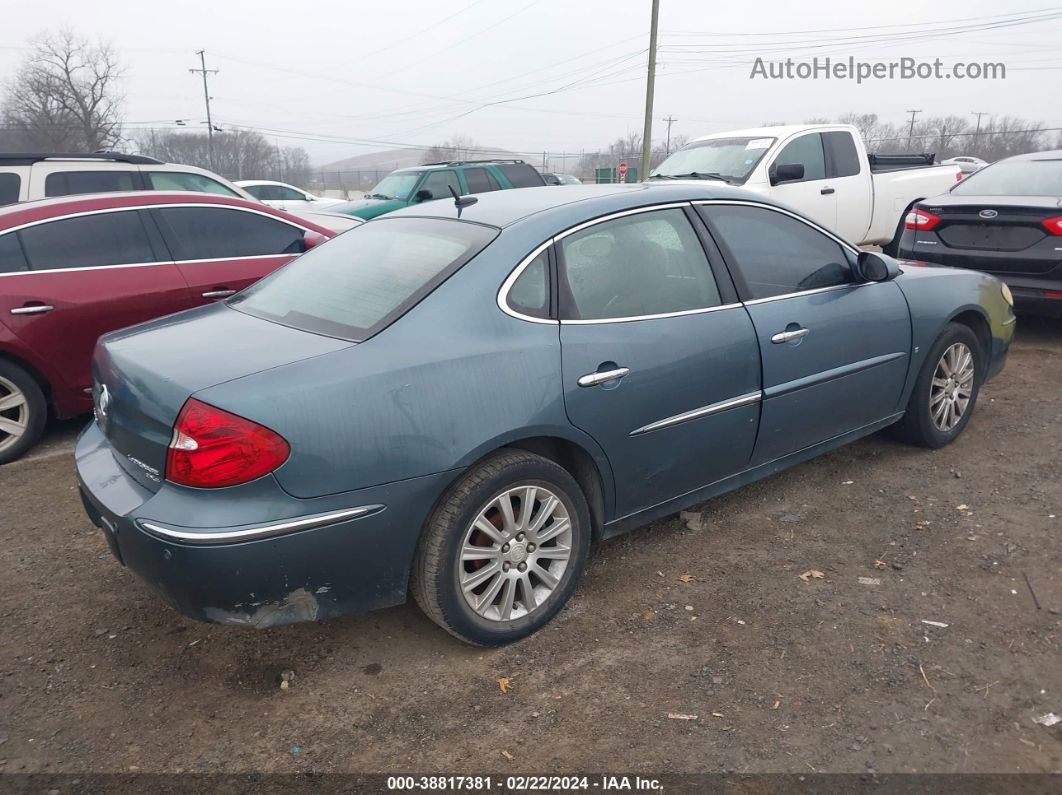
[
  {"left": 229, "top": 218, "right": 497, "bottom": 341},
  {"left": 951, "top": 159, "right": 1062, "bottom": 197},
  {"left": 364, "top": 172, "right": 421, "bottom": 201},
  {"left": 651, "top": 137, "right": 776, "bottom": 183}
]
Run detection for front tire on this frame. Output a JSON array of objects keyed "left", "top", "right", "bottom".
[
  {"left": 0, "top": 360, "right": 47, "bottom": 465},
  {"left": 891, "top": 323, "right": 982, "bottom": 448},
  {"left": 411, "top": 450, "right": 591, "bottom": 646}
]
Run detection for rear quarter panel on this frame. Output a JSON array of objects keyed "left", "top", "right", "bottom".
[
  {"left": 867, "top": 167, "right": 960, "bottom": 244},
  {"left": 893, "top": 265, "right": 1014, "bottom": 402}
]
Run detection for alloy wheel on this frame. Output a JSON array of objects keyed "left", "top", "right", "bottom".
[
  {"left": 929, "top": 342, "right": 975, "bottom": 432},
  {"left": 0, "top": 375, "right": 29, "bottom": 454},
  {"left": 458, "top": 484, "right": 573, "bottom": 622}
]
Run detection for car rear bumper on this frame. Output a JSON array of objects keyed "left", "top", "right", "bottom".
[{"left": 75, "top": 421, "right": 455, "bottom": 627}]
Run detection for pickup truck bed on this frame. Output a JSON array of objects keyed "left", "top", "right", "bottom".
[{"left": 868, "top": 153, "right": 938, "bottom": 172}]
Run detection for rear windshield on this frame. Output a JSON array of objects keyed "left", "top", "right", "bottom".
[
  {"left": 951, "top": 159, "right": 1062, "bottom": 197},
  {"left": 229, "top": 217, "right": 498, "bottom": 340}
]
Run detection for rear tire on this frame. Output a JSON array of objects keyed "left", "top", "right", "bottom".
[
  {"left": 0, "top": 360, "right": 47, "bottom": 465},
  {"left": 411, "top": 450, "right": 591, "bottom": 646},
  {"left": 890, "top": 323, "right": 982, "bottom": 448}
]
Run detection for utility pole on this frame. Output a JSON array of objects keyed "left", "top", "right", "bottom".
[
  {"left": 971, "top": 111, "right": 988, "bottom": 136},
  {"left": 640, "top": 0, "right": 661, "bottom": 180},
  {"left": 662, "top": 115, "right": 677, "bottom": 155},
  {"left": 905, "top": 109, "right": 921, "bottom": 148},
  {"left": 190, "top": 50, "right": 219, "bottom": 171}
]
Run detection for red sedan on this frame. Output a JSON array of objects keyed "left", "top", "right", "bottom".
[{"left": 0, "top": 191, "right": 335, "bottom": 462}]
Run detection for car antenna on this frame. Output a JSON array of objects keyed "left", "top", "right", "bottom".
[{"left": 448, "top": 184, "right": 478, "bottom": 216}]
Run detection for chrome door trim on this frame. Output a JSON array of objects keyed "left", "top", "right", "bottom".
[
  {"left": 561, "top": 301, "right": 743, "bottom": 325},
  {"left": 690, "top": 199, "right": 862, "bottom": 257},
  {"left": 552, "top": 202, "right": 692, "bottom": 242},
  {"left": 744, "top": 283, "right": 867, "bottom": 306},
  {"left": 764, "top": 351, "right": 907, "bottom": 399},
  {"left": 630, "top": 391, "right": 763, "bottom": 436},
  {"left": 10, "top": 305, "right": 54, "bottom": 315},
  {"left": 577, "top": 367, "right": 630, "bottom": 387},
  {"left": 137, "top": 505, "right": 384, "bottom": 545}
]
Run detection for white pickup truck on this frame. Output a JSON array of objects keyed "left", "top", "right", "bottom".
[{"left": 650, "top": 124, "right": 962, "bottom": 252}]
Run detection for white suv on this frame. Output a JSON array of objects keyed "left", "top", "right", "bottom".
[{"left": 0, "top": 152, "right": 256, "bottom": 206}]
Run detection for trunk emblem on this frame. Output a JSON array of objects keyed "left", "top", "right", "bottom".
[{"left": 979, "top": 209, "right": 998, "bottom": 219}]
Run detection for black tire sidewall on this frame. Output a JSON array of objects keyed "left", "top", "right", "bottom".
[
  {"left": 0, "top": 360, "right": 47, "bottom": 465},
  {"left": 431, "top": 457, "right": 591, "bottom": 645},
  {"left": 910, "top": 324, "right": 983, "bottom": 448}
]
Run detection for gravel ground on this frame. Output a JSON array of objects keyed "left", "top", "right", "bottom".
[{"left": 0, "top": 318, "right": 1060, "bottom": 775}]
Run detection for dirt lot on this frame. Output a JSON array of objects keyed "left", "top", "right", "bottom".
[{"left": 1, "top": 320, "right": 1060, "bottom": 776}]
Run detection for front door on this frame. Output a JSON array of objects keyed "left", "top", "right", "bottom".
[
  {"left": 0, "top": 209, "right": 188, "bottom": 404},
  {"left": 556, "top": 206, "right": 762, "bottom": 518},
  {"left": 767, "top": 132, "right": 838, "bottom": 234},
  {"left": 699, "top": 202, "right": 911, "bottom": 464},
  {"left": 151, "top": 206, "right": 307, "bottom": 306}
]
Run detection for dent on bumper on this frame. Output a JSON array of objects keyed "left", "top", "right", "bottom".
[{"left": 75, "top": 421, "right": 456, "bottom": 628}]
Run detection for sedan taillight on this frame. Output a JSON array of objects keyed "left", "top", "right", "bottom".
[
  {"left": 1041, "top": 216, "right": 1062, "bottom": 236},
  {"left": 166, "top": 398, "right": 289, "bottom": 488},
  {"left": 904, "top": 209, "right": 941, "bottom": 231}
]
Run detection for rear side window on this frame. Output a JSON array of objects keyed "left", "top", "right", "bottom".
[
  {"left": 558, "top": 208, "right": 722, "bottom": 320},
  {"left": 701, "top": 204, "right": 852, "bottom": 300},
  {"left": 507, "top": 251, "right": 549, "bottom": 319},
  {"left": 773, "top": 134, "right": 826, "bottom": 182},
  {"left": 157, "top": 207, "right": 304, "bottom": 260},
  {"left": 463, "top": 167, "right": 500, "bottom": 194},
  {"left": 230, "top": 217, "right": 498, "bottom": 340},
  {"left": 44, "top": 170, "right": 138, "bottom": 197},
  {"left": 825, "top": 131, "right": 861, "bottom": 178},
  {"left": 497, "top": 163, "right": 545, "bottom": 188},
  {"left": 19, "top": 211, "right": 156, "bottom": 270},
  {"left": 0, "top": 173, "right": 20, "bottom": 206},
  {"left": 0, "top": 232, "right": 28, "bottom": 273},
  {"left": 146, "top": 171, "right": 239, "bottom": 197}
]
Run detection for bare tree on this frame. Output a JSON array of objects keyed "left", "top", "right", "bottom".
[
  {"left": 134, "top": 128, "right": 312, "bottom": 186},
  {"left": 2, "top": 29, "right": 123, "bottom": 152},
  {"left": 422, "top": 135, "right": 481, "bottom": 164}
]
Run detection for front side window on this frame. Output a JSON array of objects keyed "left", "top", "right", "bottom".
[
  {"left": 157, "top": 207, "right": 304, "bottom": 260},
  {"left": 701, "top": 204, "right": 852, "bottom": 300},
  {"left": 18, "top": 211, "right": 156, "bottom": 270},
  {"left": 0, "top": 232, "right": 28, "bottom": 273},
  {"left": 272, "top": 186, "right": 307, "bottom": 201},
  {"left": 418, "top": 170, "right": 460, "bottom": 201},
  {"left": 772, "top": 133, "right": 826, "bottom": 182},
  {"left": 507, "top": 251, "right": 549, "bottom": 319},
  {"left": 0, "top": 173, "right": 21, "bottom": 206},
  {"left": 558, "top": 208, "right": 722, "bottom": 321},
  {"left": 230, "top": 217, "right": 498, "bottom": 340},
  {"left": 147, "top": 171, "right": 239, "bottom": 197},
  {"left": 44, "top": 170, "right": 138, "bottom": 197}
]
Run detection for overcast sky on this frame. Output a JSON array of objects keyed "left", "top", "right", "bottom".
[{"left": 2, "top": 0, "right": 1060, "bottom": 166}]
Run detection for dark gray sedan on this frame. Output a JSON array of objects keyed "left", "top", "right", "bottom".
[{"left": 76, "top": 183, "right": 1015, "bottom": 645}]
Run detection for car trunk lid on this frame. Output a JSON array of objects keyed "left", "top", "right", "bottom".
[{"left": 92, "top": 303, "right": 352, "bottom": 492}]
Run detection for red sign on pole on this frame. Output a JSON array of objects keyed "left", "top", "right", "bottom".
[{"left": 618, "top": 161, "right": 628, "bottom": 183}]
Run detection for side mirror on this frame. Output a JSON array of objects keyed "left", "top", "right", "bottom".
[
  {"left": 414, "top": 189, "right": 433, "bottom": 202},
  {"left": 302, "top": 230, "right": 328, "bottom": 251},
  {"left": 770, "top": 163, "right": 805, "bottom": 185},
  {"left": 856, "top": 251, "right": 900, "bottom": 282}
]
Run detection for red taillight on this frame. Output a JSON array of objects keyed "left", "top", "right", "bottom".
[
  {"left": 904, "top": 209, "right": 941, "bottom": 231},
  {"left": 303, "top": 230, "right": 328, "bottom": 250},
  {"left": 955, "top": 171, "right": 964, "bottom": 181},
  {"left": 165, "top": 398, "right": 289, "bottom": 488},
  {"left": 1041, "top": 216, "right": 1062, "bottom": 236},
  {"left": 1043, "top": 290, "right": 1062, "bottom": 300}
]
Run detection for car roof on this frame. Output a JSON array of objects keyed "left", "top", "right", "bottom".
[
  {"left": 1004, "top": 149, "right": 1062, "bottom": 162},
  {"left": 689, "top": 123, "right": 858, "bottom": 144},
  {"left": 382, "top": 181, "right": 780, "bottom": 228},
  {"left": 391, "top": 160, "right": 530, "bottom": 174},
  {"left": 0, "top": 191, "right": 333, "bottom": 233},
  {"left": 234, "top": 179, "right": 299, "bottom": 188}
]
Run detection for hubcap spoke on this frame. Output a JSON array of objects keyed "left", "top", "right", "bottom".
[
  {"left": 530, "top": 562, "right": 559, "bottom": 589},
  {"left": 462, "top": 561, "right": 501, "bottom": 593},
  {"left": 534, "top": 544, "right": 572, "bottom": 560},
  {"left": 476, "top": 571, "right": 506, "bottom": 613},
  {"left": 535, "top": 517, "right": 570, "bottom": 545},
  {"left": 0, "top": 392, "right": 26, "bottom": 412},
  {"left": 498, "top": 578, "right": 517, "bottom": 621},
  {"left": 519, "top": 573, "right": 537, "bottom": 611},
  {"left": 494, "top": 494, "right": 517, "bottom": 535},
  {"left": 461, "top": 544, "right": 498, "bottom": 562},
  {"left": 0, "top": 416, "right": 26, "bottom": 437}
]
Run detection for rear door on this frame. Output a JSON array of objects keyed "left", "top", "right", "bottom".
[
  {"left": 152, "top": 205, "right": 308, "bottom": 305},
  {"left": 0, "top": 209, "right": 188, "bottom": 401},
  {"left": 768, "top": 132, "right": 837, "bottom": 233},
  {"left": 698, "top": 201, "right": 911, "bottom": 465},
  {"left": 555, "top": 205, "right": 762, "bottom": 517}
]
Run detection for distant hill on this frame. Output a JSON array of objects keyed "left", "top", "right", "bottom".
[{"left": 319, "top": 145, "right": 535, "bottom": 173}]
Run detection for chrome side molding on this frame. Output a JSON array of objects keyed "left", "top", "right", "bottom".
[
  {"left": 138, "top": 504, "right": 384, "bottom": 545},
  {"left": 630, "top": 391, "right": 762, "bottom": 436}
]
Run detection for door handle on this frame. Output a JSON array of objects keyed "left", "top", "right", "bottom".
[
  {"left": 202, "top": 290, "right": 236, "bottom": 299},
  {"left": 771, "top": 328, "right": 810, "bottom": 344},
  {"left": 10, "top": 305, "right": 54, "bottom": 315},
  {"left": 820, "top": 187, "right": 835, "bottom": 195},
  {"left": 578, "top": 367, "right": 630, "bottom": 387}
]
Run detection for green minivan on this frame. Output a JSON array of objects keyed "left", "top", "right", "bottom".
[{"left": 327, "top": 159, "right": 547, "bottom": 221}]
